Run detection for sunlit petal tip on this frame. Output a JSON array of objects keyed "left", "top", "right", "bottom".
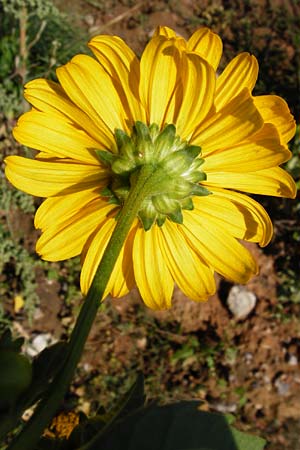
[
  {"left": 153, "top": 26, "right": 178, "bottom": 39},
  {"left": 254, "top": 95, "right": 297, "bottom": 144},
  {"left": 215, "top": 53, "right": 259, "bottom": 110},
  {"left": 187, "top": 27, "right": 223, "bottom": 70}
]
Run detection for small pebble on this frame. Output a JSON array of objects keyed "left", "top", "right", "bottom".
[{"left": 227, "top": 285, "right": 257, "bottom": 320}]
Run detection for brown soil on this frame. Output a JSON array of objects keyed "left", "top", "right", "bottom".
[{"left": 2, "top": 0, "right": 300, "bottom": 449}]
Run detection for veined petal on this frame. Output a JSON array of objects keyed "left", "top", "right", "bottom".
[
  {"left": 139, "top": 36, "right": 182, "bottom": 127},
  {"left": 153, "top": 26, "right": 178, "bottom": 38},
  {"left": 133, "top": 224, "right": 173, "bottom": 310},
  {"left": 80, "top": 219, "right": 136, "bottom": 298},
  {"left": 57, "top": 54, "right": 128, "bottom": 142},
  {"left": 204, "top": 166, "right": 297, "bottom": 198},
  {"left": 36, "top": 199, "right": 116, "bottom": 261},
  {"left": 215, "top": 53, "right": 258, "bottom": 110},
  {"left": 202, "top": 123, "right": 291, "bottom": 173},
  {"left": 158, "top": 220, "right": 215, "bottom": 301},
  {"left": 108, "top": 226, "right": 135, "bottom": 298},
  {"left": 13, "top": 110, "right": 102, "bottom": 164},
  {"left": 24, "top": 78, "right": 111, "bottom": 146},
  {"left": 187, "top": 27, "right": 222, "bottom": 70},
  {"left": 175, "top": 52, "right": 215, "bottom": 140},
  {"left": 88, "top": 35, "right": 146, "bottom": 123},
  {"left": 35, "top": 188, "right": 102, "bottom": 231},
  {"left": 254, "top": 95, "right": 296, "bottom": 143},
  {"left": 5, "top": 156, "right": 108, "bottom": 197},
  {"left": 181, "top": 211, "right": 258, "bottom": 283},
  {"left": 193, "top": 188, "right": 273, "bottom": 246},
  {"left": 192, "top": 88, "right": 264, "bottom": 155}
]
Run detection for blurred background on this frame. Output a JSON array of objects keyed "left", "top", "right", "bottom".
[{"left": 0, "top": 0, "right": 299, "bottom": 448}]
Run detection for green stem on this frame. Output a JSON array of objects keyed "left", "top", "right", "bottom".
[{"left": 7, "top": 165, "right": 155, "bottom": 450}]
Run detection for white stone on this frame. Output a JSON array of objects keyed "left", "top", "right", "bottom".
[{"left": 227, "top": 285, "right": 257, "bottom": 320}]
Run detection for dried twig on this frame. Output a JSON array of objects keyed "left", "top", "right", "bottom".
[
  {"left": 28, "top": 20, "right": 47, "bottom": 51},
  {"left": 88, "top": 2, "right": 144, "bottom": 35}
]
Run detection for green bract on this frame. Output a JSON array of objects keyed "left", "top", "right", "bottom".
[{"left": 97, "top": 122, "right": 210, "bottom": 230}]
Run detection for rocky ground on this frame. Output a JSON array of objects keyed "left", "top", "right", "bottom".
[{"left": 1, "top": 0, "right": 300, "bottom": 448}]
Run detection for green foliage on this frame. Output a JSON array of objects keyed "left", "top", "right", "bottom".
[
  {"left": 0, "top": 0, "right": 87, "bottom": 119},
  {"left": 33, "top": 375, "right": 266, "bottom": 450},
  {"left": 0, "top": 331, "right": 68, "bottom": 442}
]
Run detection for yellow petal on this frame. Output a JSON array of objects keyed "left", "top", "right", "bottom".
[
  {"left": 192, "top": 88, "right": 263, "bottom": 155},
  {"left": 193, "top": 188, "right": 273, "bottom": 247},
  {"left": 187, "top": 27, "right": 222, "bottom": 70},
  {"left": 153, "top": 26, "right": 178, "bottom": 38},
  {"left": 80, "top": 219, "right": 136, "bottom": 299},
  {"left": 139, "top": 36, "right": 182, "bottom": 127},
  {"left": 24, "top": 78, "right": 110, "bottom": 146},
  {"left": 13, "top": 110, "right": 102, "bottom": 164},
  {"left": 5, "top": 156, "right": 108, "bottom": 197},
  {"left": 175, "top": 52, "right": 215, "bottom": 140},
  {"left": 215, "top": 53, "right": 258, "bottom": 110},
  {"left": 80, "top": 219, "right": 114, "bottom": 296},
  {"left": 88, "top": 35, "right": 146, "bottom": 123},
  {"left": 204, "top": 166, "right": 296, "bottom": 198},
  {"left": 108, "top": 226, "right": 135, "bottom": 298},
  {"left": 158, "top": 220, "right": 215, "bottom": 301},
  {"left": 133, "top": 224, "right": 173, "bottom": 310},
  {"left": 181, "top": 211, "right": 258, "bottom": 283},
  {"left": 57, "top": 54, "right": 128, "bottom": 142},
  {"left": 35, "top": 188, "right": 102, "bottom": 231},
  {"left": 254, "top": 95, "right": 296, "bottom": 144},
  {"left": 202, "top": 123, "right": 291, "bottom": 173},
  {"left": 36, "top": 199, "right": 115, "bottom": 261},
  {"left": 14, "top": 295, "right": 25, "bottom": 313}
]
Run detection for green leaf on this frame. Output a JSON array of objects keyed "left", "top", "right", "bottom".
[
  {"left": 230, "top": 428, "right": 266, "bottom": 450},
  {"left": 0, "top": 328, "right": 24, "bottom": 352},
  {"left": 93, "top": 401, "right": 266, "bottom": 450},
  {"left": 20, "top": 341, "right": 69, "bottom": 408},
  {"left": 68, "top": 373, "right": 145, "bottom": 449}
]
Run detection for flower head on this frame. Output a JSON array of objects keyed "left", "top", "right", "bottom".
[{"left": 5, "top": 26, "right": 296, "bottom": 309}]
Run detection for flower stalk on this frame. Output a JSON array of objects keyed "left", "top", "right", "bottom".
[{"left": 7, "top": 164, "right": 156, "bottom": 450}]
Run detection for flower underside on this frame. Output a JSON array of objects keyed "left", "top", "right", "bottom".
[{"left": 97, "top": 121, "right": 210, "bottom": 230}]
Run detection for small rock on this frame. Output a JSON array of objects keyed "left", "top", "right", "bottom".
[
  {"left": 26, "top": 333, "right": 55, "bottom": 357},
  {"left": 288, "top": 355, "right": 298, "bottom": 366},
  {"left": 213, "top": 402, "right": 237, "bottom": 413},
  {"left": 275, "top": 378, "right": 290, "bottom": 396},
  {"left": 227, "top": 285, "right": 257, "bottom": 320}
]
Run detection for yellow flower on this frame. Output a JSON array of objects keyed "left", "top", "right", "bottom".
[{"left": 5, "top": 27, "right": 296, "bottom": 309}]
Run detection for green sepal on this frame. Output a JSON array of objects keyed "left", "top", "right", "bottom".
[
  {"left": 168, "top": 207, "right": 183, "bottom": 224},
  {"left": 181, "top": 197, "right": 194, "bottom": 210},
  {"left": 188, "top": 145, "right": 202, "bottom": 158},
  {"left": 138, "top": 200, "right": 157, "bottom": 231},
  {"left": 154, "top": 124, "right": 177, "bottom": 160},
  {"left": 108, "top": 197, "right": 121, "bottom": 205},
  {"left": 190, "top": 184, "right": 211, "bottom": 196},
  {"left": 100, "top": 186, "right": 114, "bottom": 197},
  {"left": 112, "top": 185, "right": 130, "bottom": 202},
  {"left": 112, "top": 157, "right": 136, "bottom": 175},
  {"left": 156, "top": 214, "right": 166, "bottom": 227},
  {"left": 133, "top": 121, "right": 152, "bottom": 144},
  {"left": 115, "top": 128, "right": 130, "bottom": 150},
  {"left": 95, "top": 150, "right": 114, "bottom": 166},
  {"left": 138, "top": 210, "right": 156, "bottom": 231},
  {"left": 187, "top": 170, "right": 207, "bottom": 183},
  {"left": 100, "top": 187, "right": 120, "bottom": 205}
]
